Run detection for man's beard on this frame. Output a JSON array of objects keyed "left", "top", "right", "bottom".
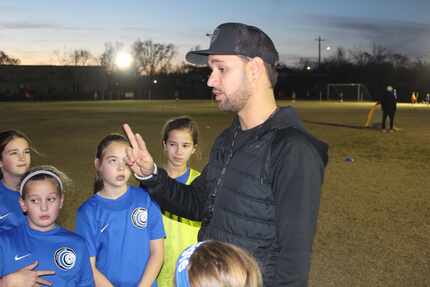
[{"left": 216, "top": 81, "right": 251, "bottom": 113}]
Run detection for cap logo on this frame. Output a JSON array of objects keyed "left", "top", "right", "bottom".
[{"left": 210, "top": 28, "right": 220, "bottom": 46}]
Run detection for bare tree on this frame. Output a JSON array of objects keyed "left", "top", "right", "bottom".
[
  {"left": 0, "top": 50, "right": 20, "bottom": 65},
  {"left": 68, "top": 49, "right": 96, "bottom": 66},
  {"left": 51, "top": 49, "right": 68, "bottom": 65},
  {"left": 330, "top": 47, "right": 349, "bottom": 64},
  {"left": 389, "top": 53, "right": 410, "bottom": 68},
  {"left": 99, "top": 42, "right": 124, "bottom": 71},
  {"left": 369, "top": 44, "right": 390, "bottom": 64},
  {"left": 132, "top": 40, "right": 176, "bottom": 76},
  {"left": 350, "top": 48, "right": 372, "bottom": 66},
  {"left": 297, "top": 57, "right": 315, "bottom": 70}
]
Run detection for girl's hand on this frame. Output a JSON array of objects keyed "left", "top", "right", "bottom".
[
  {"left": 122, "top": 123, "right": 155, "bottom": 177},
  {"left": 2, "top": 261, "right": 54, "bottom": 287}
]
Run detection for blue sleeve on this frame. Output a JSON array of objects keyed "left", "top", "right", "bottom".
[
  {"left": 78, "top": 242, "right": 95, "bottom": 287},
  {"left": 75, "top": 207, "right": 98, "bottom": 257},
  {"left": 0, "top": 236, "right": 4, "bottom": 276},
  {"left": 148, "top": 199, "right": 165, "bottom": 240}
]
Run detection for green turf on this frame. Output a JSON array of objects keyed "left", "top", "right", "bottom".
[{"left": 1, "top": 100, "right": 429, "bottom": 287}]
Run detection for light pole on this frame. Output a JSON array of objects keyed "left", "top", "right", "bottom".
[{"left": 315, "top": 36, "right": 326, "bottom": 67}]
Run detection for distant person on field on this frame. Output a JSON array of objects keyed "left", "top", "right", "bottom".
[
  {"left": 411, "top": 92, "right": 417, "bottom": 104},
  {"left": 381, "top": 86, "right": 397, "bottom": 132},
  {"left": 175, "top": 240, "right": 262, "bottom": 287}
]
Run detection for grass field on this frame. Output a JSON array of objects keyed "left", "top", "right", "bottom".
[{"left": 1, "top": 100, "right": 429, "bottom": 287}]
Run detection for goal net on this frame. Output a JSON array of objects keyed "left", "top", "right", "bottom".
[{"left": 327, "top": 83, "right": 370, "bottom": 101}]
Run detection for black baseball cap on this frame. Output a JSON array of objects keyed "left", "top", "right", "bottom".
[{"left": 186, "top": 22, "right": 279, "bottom": 66}]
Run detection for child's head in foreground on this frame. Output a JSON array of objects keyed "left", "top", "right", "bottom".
[{"left": 175, "top": 240, "right": 263, "bottom": 287}]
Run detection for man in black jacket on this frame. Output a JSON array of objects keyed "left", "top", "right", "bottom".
[{"left": 123, "top": 22, "right": 328, "bottom": 287}]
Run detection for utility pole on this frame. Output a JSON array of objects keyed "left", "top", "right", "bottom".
[{"left": 315, "top": 36, "right": 326, "bottom": 67}]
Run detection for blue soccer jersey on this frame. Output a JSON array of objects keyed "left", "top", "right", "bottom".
[
  {"left": 75, "top": 186, "right": 165, "bottom": 287},
  {"left": 0, "top": 221, "right": 94, "bottom": 287},
  {"left": 0, "top": 181, "right": 26, "bottom": 232}
]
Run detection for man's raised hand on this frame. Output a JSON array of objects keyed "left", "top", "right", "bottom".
[{"left": 122, "top": 123, "right": 155, "bottom": 177}]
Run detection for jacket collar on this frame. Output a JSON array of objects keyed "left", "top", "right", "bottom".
[{"left": 231, "top": 106, "right": 305, "bottom": 136}]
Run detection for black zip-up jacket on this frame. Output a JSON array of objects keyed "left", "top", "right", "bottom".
[
  {"left": 380, "top": 90, "right": 397, "bottom": 113},
  {"left": 141, "top": 107, "right": 328, "bottom": 287}
]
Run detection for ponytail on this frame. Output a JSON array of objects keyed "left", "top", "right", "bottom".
[{"left": 93, "top": 172, "right": 104, "bottom": 194}]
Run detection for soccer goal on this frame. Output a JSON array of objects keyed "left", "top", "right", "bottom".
[{"left": 327, "top": 83, "right": 370, "bottom": 102}]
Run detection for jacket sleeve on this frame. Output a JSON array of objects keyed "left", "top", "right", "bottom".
[
  {"left": 272, "top": 133, "right": 325, "bottom": 287},
  {"left": 139, "top": 166, "right": 209, "bottom": 221}
]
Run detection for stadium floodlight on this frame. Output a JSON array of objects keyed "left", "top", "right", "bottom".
[{"left": 115, "top": 51, "right": 133, "bottom": 70}]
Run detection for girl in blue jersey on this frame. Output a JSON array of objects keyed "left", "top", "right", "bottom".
[
  {"left": 0, "top": 131, "right": 55, "bottom": 287},
  {"left": 157, "top": 116, "right": 201, "bottom": 287},
  {"left": 76, "top": 134, "right": 165, "bottom": 287},
  {"left": 0, "top": 130, "right": 32, "bottom": 232},
  {"left": 0, "top": 165, "right": 94, "bottom": 287}
]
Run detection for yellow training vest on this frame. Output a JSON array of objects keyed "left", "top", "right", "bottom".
[{"left": 157, "top": 168, "right": 200, "bottom": 287}]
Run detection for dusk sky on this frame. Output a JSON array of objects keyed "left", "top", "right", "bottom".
[{"left": 1, "top": 0, "right": 430, "bottom": 66}]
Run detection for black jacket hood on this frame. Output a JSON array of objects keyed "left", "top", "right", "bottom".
[{"left": 271, "top": 106, "right": 329, "bottom": 166}]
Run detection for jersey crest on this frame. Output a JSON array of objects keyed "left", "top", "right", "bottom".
[
  {"left": 131, "top": 207, "right": 148, "bottom": 229},
  {"left": 54, "top": 247, "right": 76, "bottom": 270}
]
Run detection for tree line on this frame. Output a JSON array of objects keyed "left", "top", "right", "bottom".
[
  {"left": 1, "top": 39, "right": 176, "bottom": 77},
  {"left": 1, "top": 41, "right": 430, "bottom": 102},
  {"left": 291, "top": 45, "right": 430, "bottom": 101}
]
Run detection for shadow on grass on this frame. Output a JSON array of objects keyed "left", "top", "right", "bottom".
[{"left": 304, "top": 120, "right": 382, "bottom": 130}]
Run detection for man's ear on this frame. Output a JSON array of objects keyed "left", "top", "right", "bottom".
[{"left": 248, "top": 57, "right": 265, "bottom": 82}]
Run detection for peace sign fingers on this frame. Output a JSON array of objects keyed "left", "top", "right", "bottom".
[{"left": 122, "top": 123, "right": 155, "bottom": 177}]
